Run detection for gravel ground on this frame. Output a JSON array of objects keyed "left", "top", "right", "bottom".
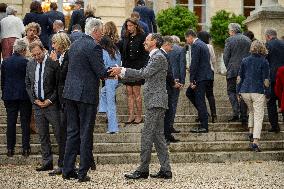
[{"left": 0, "top": 161, "right": 283, "bottom": 189}]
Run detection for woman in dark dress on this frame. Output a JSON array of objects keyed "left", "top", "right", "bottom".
[
  {"left": 23, "top": 1, "right": 52, "bottom": 49},
  {"left": 120, "top": 18, "right": 148, "bottom": 124}
]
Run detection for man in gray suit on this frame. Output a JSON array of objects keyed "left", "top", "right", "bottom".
[
  {"left": 25, "top": 41, "right": 61, "bottom": 172},
  {"left": 223, "top": 23, "right": 251, "bottom": 124},
  {"left": 110, "top": 33, "right": 172, "bottom": 179}
]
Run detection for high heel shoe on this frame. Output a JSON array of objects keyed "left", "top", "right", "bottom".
[
  {"left": 251, "top": 143, "right": 261, "bottom": 152},
  {"left": 248, "top": 133, "right": 253, "bottom": 142}
]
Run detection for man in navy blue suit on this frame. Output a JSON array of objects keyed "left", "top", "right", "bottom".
[
  {"left": 185, "top": 29, "right": 213, "bottom": 133},
  {"left": 1, "top": 39, "right": 32, "bottom": 157},
  {"left": 68, "top": 0, "right": 84, "bottom": 33},
  {"left": 45, "top": 2, "right": 65, "bottom": 25},
  {"left": 62, "top": 18, "right": 110, "bottom": 182}
]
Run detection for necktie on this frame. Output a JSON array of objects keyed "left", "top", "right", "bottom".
[{"left": 38, "top": 63, "right": 43, "bottom": 101}]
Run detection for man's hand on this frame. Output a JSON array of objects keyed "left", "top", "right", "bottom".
[
  {"left": 34, "top": 100, "right": 45, "bottom": 108},
  {"left": 189, "top": 82, "right": 196, "bottom": 89},
  {"left": 108, "top": 67, "right": 122, "bottom": 76},
  {"left": 41, "top": 99, "right": 52, "bottom": 108}
]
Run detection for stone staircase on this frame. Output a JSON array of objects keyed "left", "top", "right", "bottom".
[{"left": 0, "top": 74, "right": 283, "bottom": 165}]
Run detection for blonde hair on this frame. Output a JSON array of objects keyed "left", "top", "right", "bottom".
[
  {"left": 250, "top": 40, "right": 268, "bottom": 56},
  {"left": 25, "top": 22, "right": 41, "bottom": 36},
  {"left": 51, "top": 33, "right": 71, "bottom": 52},
  {"left": 103, "top": 21, "right": 119, "bottom": 44}
]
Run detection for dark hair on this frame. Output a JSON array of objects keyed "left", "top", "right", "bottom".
[
  {"left": 185, "top": 29, "right": 197, "bottom": 38},
  {"left": 30, "top": 1, "right": 42, "bottom": 13},
  {"left": 136, "top": 0, "right": 145, "bottom": 6},
  {"left": 162, "top": 36, "right": 173, "bottom": 45},
  {"left": 72, "top": 24, "right": 82, "bottom": 31},
  {"left": 151, "top": 33, "right": 164, "bottom": 48},
  {"left": 124, "top": 18, "right": 144, "bottom": 37},
  {"left": 243, "top": 30, "right": 255, "bottom": 41},
  {"left": 99, "top": 36, "right": 119, "bottom": 60},
  {"left": 197, "top": 31, "right": 210, "bottom": 44},
  {"left": 50, "top": 2, "right": 58, "bottom": 10},
  {"left": 131, "top": 11, "right": 140, "bottom": 19},
  {"left": 75, "top": 0, "right": 84, "bottom": 7},
  {"left": 0, "top": 3, "right": 7, "bottom": 13}
]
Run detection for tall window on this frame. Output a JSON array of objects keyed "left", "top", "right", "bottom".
[{"left": 176, "top": 0, "right": 207, "bottom": 31}]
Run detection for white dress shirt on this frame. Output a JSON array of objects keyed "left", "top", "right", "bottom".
[{"left": 34, "top": 55, "right": 47, "bottom": 100}]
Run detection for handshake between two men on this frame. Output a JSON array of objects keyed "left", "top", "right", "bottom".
[{"left": 108, "top": 66, "right": 184, "bottom": 89}]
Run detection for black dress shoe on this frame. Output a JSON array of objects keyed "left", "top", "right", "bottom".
[
  {"left": 228, "top": 116, "right": 239, "bottom": 122},
  {"left": 36, "top": 164, "right": 53, "bottom": 172},
  {"left": 251, "top": 143, "right": 261, "bottom": 152},
  {"left": 78, "top": 175, "right": 91, "bottom": 182},
  {"left": 166, "top": 135, "right": 180, "bottom": 145},
  {"left": 190, "top": 127, "right": 208, "bottom": 133},
  {"left": 90, "top": 161, "right": 96, "bottom": 171},
  {"left": 124, "top": 171, "right": 149, "bottom": 179},
  {"left": 212, "top": 115, "right": 217, "bottom": 123},
  {"left": 62, "top": 171, "right": 78, "bottom": 180},
  {"left": 170, "top": 128, "right": 181, "bottom": 133},
  {"left": 22, "top": 148, "right": 31, "bottom": 157},
  {"left": 7, "top": 149, "right": 14, "bottom": 157},
  {"left": 248, "top": 133, "right": 253, "bottom": 142},
  {"left": 48, "top": 168, "right": 62, "bottom": 176},
  {"left": 268, "top": 127, "right": 280, "bottom": 133},
  {"left": 150, "top": 171, "right": 172, "bottom": 179}
]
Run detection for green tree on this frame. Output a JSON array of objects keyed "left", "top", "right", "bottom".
[
  {"left": 156, "top": 5, "right": 198, "bottom": 41},
  {"left": 210, "top": 10, "right": 246, "bottom": 48}
]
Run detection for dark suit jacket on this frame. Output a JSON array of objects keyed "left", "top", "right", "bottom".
[
  {"left": 68, "top": 9, "right": 84, "bottom": 33},
  {"left": 1, "top": 53, "right": 30, "bottom": 101},
  {"left": 160, "top": 49, "right": 176, "bottom": 89},
  {"left": 70, "top": 31, "right": 84, "bottom": 43},
  {"left": 23, "top": 12, "right": 53, "bottom": 48},
  {"left": 57, "top": 51, "right": 69, "bottom": 106},
  {"left": 223, "top": 33, "right": 251, "bottom": 79},
  {"left": 45, "top": 10, "right": 65, "bottom": 24},
  {"left": 168, "top": 44, "right": 186, "bottom": 84},
  {"left": 133, "top": 6, "right": 157, "bottom": 33},
  {"left": 25, "top": 56, "right": 59, "bottom": 104},
  {"left": 266, "top": 38, "right": 284, "bottom": 82},
  {"left": 63, "top": 34, "right": 109, "bottom": 105},
  {"left": 190, "top": 39, "right": 214, "bottom": 83}
]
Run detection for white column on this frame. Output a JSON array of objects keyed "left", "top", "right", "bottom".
[{"left": 58, "top": 0, "right": 63, "bottom": 12}]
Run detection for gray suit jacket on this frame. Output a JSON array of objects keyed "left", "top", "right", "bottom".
[
  {"left": 223, "top": 33, "right": 251, "bottom": 79},
  {"left": 125, "top": 49, "right": 168, "bottom": 110},
  {"left": 25, "top": 56, "right": 59, "bottom": 105}
]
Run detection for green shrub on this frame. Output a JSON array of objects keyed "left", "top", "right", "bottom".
[
  {"left": 156, "top": 5, "right": 198, "bottom": 41},
  {"left": 210, "top": 10, "right": 246, "bottom": 48}
]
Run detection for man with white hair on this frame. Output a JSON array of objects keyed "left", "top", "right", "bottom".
[
  {"left": 62, "top": 18, "right": 111, "bottom": 182},
  {"left": 265, "top": 28, "right": 284, "bottom": 133},
  {"left": 0, "top": 6, "right": 24, "bottom": 59},
  {"left": 223, "top": 23, "right": 251, "bottom": 125}
]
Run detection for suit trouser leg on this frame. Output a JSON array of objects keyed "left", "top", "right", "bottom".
[
  {"left": 34, "top": 108, "right": 53, "bottom": 166},
  {"left": 137, "top": 108, "right": 170, "bottom": 172},
  {"left": 267, "top": 82, "right": 279, "bottom": 129},
  {"left": 170, "top": 88, "right": 180, "bottom": 126},
  {"left": 78, "top": 102, "right": 97, "bottom": 178},
  {"left": 4, "top": 100, "right": 19, "bottom": 150},
  {"left": 164, "top": 87, "right": 174, "bottom": 138},
  {"left": 63, "top": 100, "right": 80, "bottom": 176},
  {"left": 205, "top": 80, "right": 216, "bottom": 116},
  {"left": 195, "top": 81, "right": 209, "bottom": 130},
  {"left": 186, "top": 87, "right": 197, "bottom": 109},
  {"left": 227, "top": 77, "right": 239, "bottom": 117},
  {"left": 57, "top": 107, "right": 67, "bottom": 168},
  {"left": 19, "top": 100, "right": 32, "bottom": 150}
]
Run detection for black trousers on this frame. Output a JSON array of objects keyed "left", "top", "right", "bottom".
[
  {"left": 63, "top": 99, "right": 97, "bottom": 179},
  {"left": 267, "top": 82, "right": 279, "bottom": 129},
  {"left": 186, "top": 80, "right": 210, "bottom": 130},
  {"left": 227, "top": 77, "right": 247, "bottom": 121},
  {"left": 164, "top": 85, "right": 174, "bottom": 139},
  {"left": 4, "top": 100, "right": 32, "bottom": 150}
]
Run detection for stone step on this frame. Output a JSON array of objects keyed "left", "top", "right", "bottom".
[
  {"left": 1, "top": 150, "right": 283, "bottom": 165},
  {"left": 0, "top": 140, "right": 282, "bottom": 155},
  {"left": 0, "top": 132, "right": 283, "bottom": 144},
  {"left": 0, "top": 122, "right": 283, "bottom": 134}
]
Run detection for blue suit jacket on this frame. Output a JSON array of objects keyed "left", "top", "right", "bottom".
[
  {"left": 45, "top": 10, "right": 65, "bottom": 24},
  {"left": 23, "top": 12, "right": 53, "bottom": 48},
  {"left": 63, "top": 34, "right": 109, "bottom": 105},
  {"left": 133, "top": 6, "right": 157, "bottom": 33},
  {"left": 68, "top": 9, "right": 84, "bottom": 33},
  {"left": 70, "top": 31, "right": 84, "bottom": 43},
  {"left": 168, "top": 44, "right": 186, "bottom": 84},
  {"left": 1, "top": 53, "right": 30, "bottom": 101},
  {"left": 190, "top": 39, "right": 214, "bottom": 83},
  {"left": 266, "top": 38, "right": 284, "bottom": 82}
]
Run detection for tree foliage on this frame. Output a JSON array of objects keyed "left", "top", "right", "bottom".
[
  {"left": 156, "top": 6, "right": 198, "bottom": 41},
  {"left": 210, "top": 10, "right": 246, "bottom": 48}
]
